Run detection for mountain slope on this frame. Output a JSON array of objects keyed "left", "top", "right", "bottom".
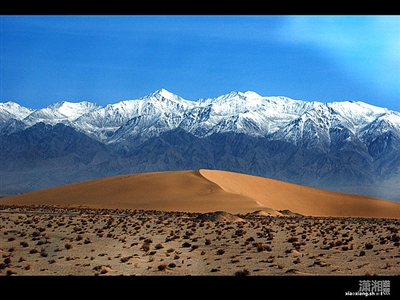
[{"left": 1, "top": 89, "right": 400, "bottom": 200}]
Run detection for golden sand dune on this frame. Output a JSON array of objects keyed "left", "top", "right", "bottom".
[
  {"left": 199, "top": 170, "right": 400, "bottom": 218},
  {"left": 1, "top": 169, "right": 400, "bottom": 218}
]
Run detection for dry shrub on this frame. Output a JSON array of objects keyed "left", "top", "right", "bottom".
[
  {"left": 182, "top": 242, "right": 191, "bottom": 248},
  {"left": 252, "top": 242, "right": 271, "bottom": 252},
  {"left": 141, "top": 243, "right": 150, "bottom": 252},
  {"left": 3, "top": 257, "right": 11, "bottom": 264},
  {"left": 168, "top": 263, "right": 176, "bottom": 268},
  {"left": 40, "top": 248, "right": 48, "bottom": 257},
  {"left": 190, "top": 245, "right": 199, "bottom": 251},
  {"left": 120, "top": 256, "right": 131, "bottom": 263},
  {"left": 20, "top": 241, "right": 29, "bottom": 248},
  {"left": 234, "top": 268, "right": 250, "bottom": 276},
  {"left": 365, "top": 242, "right": 373, "bottom": 250},
  {"left": 216, "top": 249, "right": 225, "bottom": 255},
  {"left": 154, "top": 243, "right": 164, "bottom": 249}
]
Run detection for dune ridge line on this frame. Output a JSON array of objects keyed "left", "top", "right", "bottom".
[{"left": 1, "top": 169, "right": 399, "bottom": 218}]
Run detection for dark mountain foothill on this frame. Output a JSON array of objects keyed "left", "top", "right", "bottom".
[{"left": 1, "top": 89, "right": 399, "bottom": 201}]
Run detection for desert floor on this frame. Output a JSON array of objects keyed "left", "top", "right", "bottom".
[{"left": 1, "top": 205, "right": 399, "bottom": 276}]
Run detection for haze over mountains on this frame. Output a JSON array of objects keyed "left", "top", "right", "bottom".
[
  {"left": 1, "top": 89, "right": 400, "bottom": 201},
  {"left": 3, "top": 169, "right": 400, "bottom": 218}
]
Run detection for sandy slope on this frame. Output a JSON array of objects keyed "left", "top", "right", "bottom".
[
  {"left": 199, "top": 170, "right": 400, "bottom": 218},
  {"left": 1, "top": 169, "right": 400, "bottom": 218}
]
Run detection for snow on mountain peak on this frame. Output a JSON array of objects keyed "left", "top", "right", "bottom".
[
  {"left": 0, "top": 101, "right": 35, "bottom": 121},
  {"left": 2, "top": 90, "right": 400, "bottom": 148},
  {"left": 157, "top": 88, "right": 175, "bottom": 98},
  {"left": 242, "top": 91, "right": 262, "bottom": 98},
  {"left": 148, "top": 88, "right": 185, "bottom": 102},
  {"left": 54, "top": 101, "right": 101, "bottom": 120}
]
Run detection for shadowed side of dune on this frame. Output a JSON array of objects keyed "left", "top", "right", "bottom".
[
  {"left": 0, "top": 170, "right": 261, "bottom": 213},
  {"left": 1, "top": 169, "right": 400, "bottom": 218}
]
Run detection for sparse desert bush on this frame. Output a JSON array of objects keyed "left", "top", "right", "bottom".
[
  {"left": 36, "top": 240, "right": 48, "bottom": 246},
  {"left": 216, "top": 249, "right": 225, "bottom": 255},
  {"left": 3, "top": 257, "right": 11, "bottom": 264},
  {"left": 141, "top": 243, "right": 150, "bottom": 252},
  {"left": 158, "top": 264, "right": 168, "bottom": 271},
  {"left": 65, "top": 243, "right": 73, "bottom": 250},
  {"left": 253, "top": 242, "right": 272, "bottom": 252},
  {"left": 40, "top": 248, "right": 48, "bottom": 257},
  {"left": 20, "top": 241, "right": 29, "bottom": 248},
  {"left": 365, "top": 242, "right": 373, "bottom": 250},
  {"left": 182, "top": 242, "right": 191, "bottom": 248},
  {"left": 120, "top": 256, "right": 131, "bottom": 263},
  {"left": 6, "top": 269, "right": 16, "bottom": 276},
  {"left": 154, "top": 243, "right": 164, "bottom": 249},
  {"left": 234, "top": 268, "right": 250, "bottom": 276},
  {"left": 168, "top": 263, "right": 176, "bottom": 268},
  {"left": 190, "top": 245, "right": 199, "bottom": 251},
  {"left": 335, "top": 240, "right": 342, "bottom": 247},
  {"left": 234, "top": 229, "right": 246, "bottom": 237}
]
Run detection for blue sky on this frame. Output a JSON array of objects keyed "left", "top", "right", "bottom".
[{"left": 1, "top": 15, "right": 399, "bottom": 111}]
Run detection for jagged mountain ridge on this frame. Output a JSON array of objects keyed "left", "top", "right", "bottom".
[{"left": 1, "top": 88, "right": 400, "bottom": 201}]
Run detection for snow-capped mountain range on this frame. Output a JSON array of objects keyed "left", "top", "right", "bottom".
[
  {"left": 3, "top": 88, "right": 399, "bottom": 145},
  {"left": 1, "top": 88, "right": 400, "bottom": 201}
]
